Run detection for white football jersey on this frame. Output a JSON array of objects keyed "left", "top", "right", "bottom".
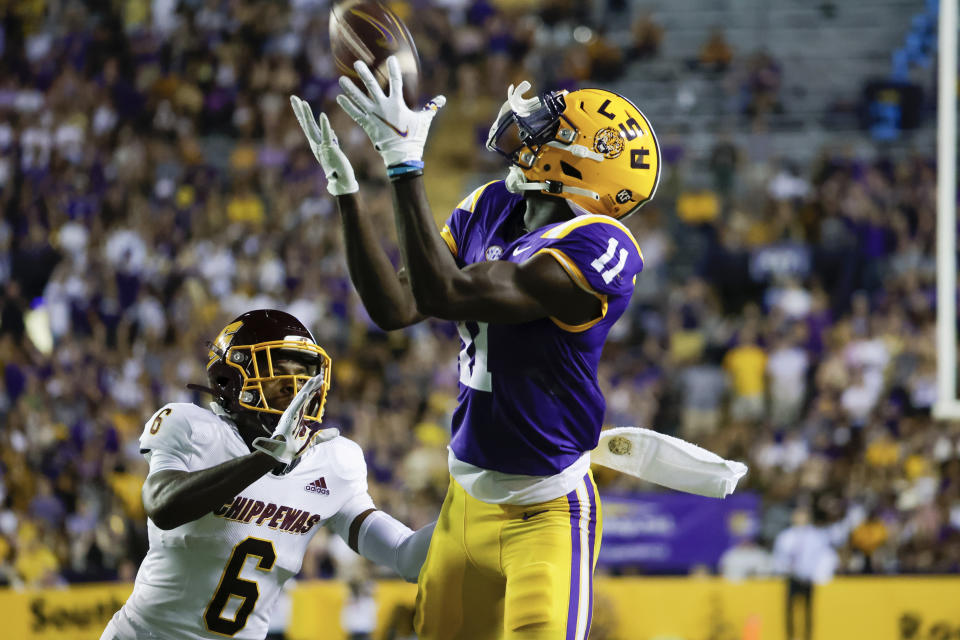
[{"left": 112, "top": 402, "right": 374, "bottom": 640}]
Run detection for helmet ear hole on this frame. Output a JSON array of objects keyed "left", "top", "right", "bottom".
[
  {"left": 560, "top": 161, "right": 582, "bottom": 180},
  {"left": 216, "top": 376, "right": 230, "bottom": 388}
]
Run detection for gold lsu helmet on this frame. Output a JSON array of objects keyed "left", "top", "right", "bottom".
[{"left": 486, "top": 85, "right": 661, "bottom": 219}]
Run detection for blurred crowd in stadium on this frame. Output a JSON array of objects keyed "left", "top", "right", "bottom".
[{"left": 0, "top": 0, "right": 958, "bottom": 595}]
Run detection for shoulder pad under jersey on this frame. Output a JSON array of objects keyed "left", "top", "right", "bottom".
[
  {"left": 537, "top": 214, "right": 644, "bottom": 296},
  {"left": 139, "top": 402, "right": 216, "bottom": 457},
  {"left": 328, "top": 436, "right": 368, "bottom": 483}
]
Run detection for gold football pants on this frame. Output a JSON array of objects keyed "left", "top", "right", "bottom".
[{"left": 414, "top": 472, "right": 602, "bottom": 640}]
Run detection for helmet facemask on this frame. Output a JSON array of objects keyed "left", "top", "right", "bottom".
[
  {"left": 487, "top": 90, "right": 574, "bottom": 169},
  {"left": 223, "top": 339, "right": 332, "bottom": 424},
  {"left": 487, "top": 89, "right": 608, "bottom": 207}
]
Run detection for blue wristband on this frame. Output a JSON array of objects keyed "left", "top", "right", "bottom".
[{"left": 387, "top": 161, "right": 425, "bottom": 179}]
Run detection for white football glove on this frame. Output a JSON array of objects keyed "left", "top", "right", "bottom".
[
  {"left": 336, "top": 56, "right": 446, "bottom": 168},
  {"left": 290, "top": 95, "right": 359, "bottom": 196},
  {"left": 252, "top": 374, "right": 339, "bottom": 465}
]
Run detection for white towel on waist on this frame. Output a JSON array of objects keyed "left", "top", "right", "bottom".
[{"left": 591, "top": 427, "right": 748, "bottom": 498}]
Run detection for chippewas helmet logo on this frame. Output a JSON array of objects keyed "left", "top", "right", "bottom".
[
  {"left": 208, "top": 320, "right": 243, "bottom": 369},
  {"left": 593, "top": 127, "right": 624, "bottom": 159}
]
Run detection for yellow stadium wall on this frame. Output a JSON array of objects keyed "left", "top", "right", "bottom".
[{"left": 1, "top": 577, "right": 958, "bottom": 640}]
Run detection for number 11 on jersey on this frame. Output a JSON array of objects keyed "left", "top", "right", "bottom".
[{"left": 457, "top": 321, "right": 492, "bottom": 392}]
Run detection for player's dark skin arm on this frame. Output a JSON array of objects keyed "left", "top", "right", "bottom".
[
  {"left": 142, "top": 453, "right": 278, "bottom": 530},
  {"left": 144, "top": 363, "right": 303, "bottom": 530},
  {"left": 335, "top": 192, "right": 423, "bottom": 329},
  {"left": 390, "top": 177, "right": 601, "bottom": 324}
]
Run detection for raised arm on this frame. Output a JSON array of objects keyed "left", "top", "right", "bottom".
[
  {"left": 143, "top": 375, "right": 336, "bottom": 530},
  {"left": 290, "top": 96, "right": 421, "bottom": 330},
  {"left": 390, "top": 177, "right": 600, "bottom": 324},
  {"left": 335, "top": 192, "right": 421, "bottom": 329},
  {"left": 143, "top": 455, "right": 277, "bottom": 530},
  {"left": 334, "top": 58, "right": 599, "bottom": 326}
]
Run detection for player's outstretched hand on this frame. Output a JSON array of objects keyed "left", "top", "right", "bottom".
[
  {"left": 290, "top": 95, "right": 359, "bottom": 196},
  {"left": 252, "top": 374, "right": 339, "bottom": 465},
  {"left": 336, "top": 55, "right": 445, "bottom": 169}
]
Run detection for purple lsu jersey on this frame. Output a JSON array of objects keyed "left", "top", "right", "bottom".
[{"left": 439, "top": 181, "right": 644, "bottom": 475}]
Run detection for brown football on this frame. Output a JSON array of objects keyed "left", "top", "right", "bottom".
[{"left": 330, "top": 0, "right": 421, "bottom": 107}]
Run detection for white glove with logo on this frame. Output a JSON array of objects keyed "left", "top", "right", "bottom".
[
  {"left": 336, "top": 56, "right": 446, "bottom": 168},
  {"left": 252, "top": 374, "right": 339, "bottom": 464},
  {"left": 290, "top": 95, "right": 359, "bottom": 196}
]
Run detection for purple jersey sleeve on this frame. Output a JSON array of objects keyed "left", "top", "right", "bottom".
[
  {"left": 439, "top": 210, "right": 466, "bottom": 259},
  {"left": 440, "top": 181, "right": 500, "bottom": 259},
  {"left": 538, "top": 216, "right": 644, "bottom": 297}
]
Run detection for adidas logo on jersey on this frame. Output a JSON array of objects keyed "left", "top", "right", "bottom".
[{"left": 305, "top": 477, "right": 330, "bottom": 495}]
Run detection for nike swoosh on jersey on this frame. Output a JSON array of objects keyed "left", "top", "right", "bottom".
[
  {"left": 371, "top": 113, "right": 409, "bottom": 137},
  {"left": 513, "top": 246, "right": 531, "bottom": 256},
  {"left": 521, "top": 509, "right": 548, "bottom": 521}
]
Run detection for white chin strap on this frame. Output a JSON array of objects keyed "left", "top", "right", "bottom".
[
  {"left": 504, "top": 165, "right": 600, "bottom": 202},
  {"left": 544, "top": 141, "right": 605, "bottom": 162}
]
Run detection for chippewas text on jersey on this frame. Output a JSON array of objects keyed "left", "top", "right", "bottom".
[{"left": 212, "top": 495, "right": 323, "bottom": 534}]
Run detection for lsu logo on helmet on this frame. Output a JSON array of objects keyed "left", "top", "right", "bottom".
[
  {"left": 593, "top": 127, "right": 624, "bottom": 159},
  {"left": 487, "top": 87, "right": 660, "bottom": 219}
]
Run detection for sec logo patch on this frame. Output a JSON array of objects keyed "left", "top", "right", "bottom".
[{"left": 485, "top": 246, "right": 503, "bottom": 261}]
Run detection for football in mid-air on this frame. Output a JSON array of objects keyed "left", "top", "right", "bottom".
[{"left": 330, "top": 0, "right": 421, "bottom": 107}]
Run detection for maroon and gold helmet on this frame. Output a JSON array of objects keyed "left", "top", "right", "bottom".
[{"left": 205, "top": 310, "right": 332, "bottom": 431}]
